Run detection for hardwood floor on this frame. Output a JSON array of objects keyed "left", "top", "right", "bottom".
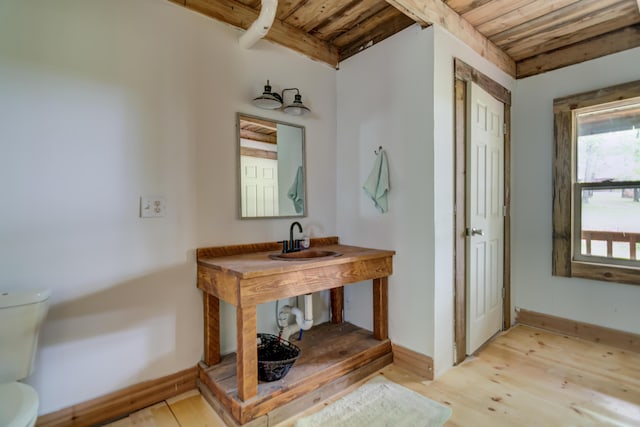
[
  {"left": 104, "top": 390, "right": 224, "bottom": 426},
  {"left": 105, "top": 325, "right": 640, "bottom": 426}
]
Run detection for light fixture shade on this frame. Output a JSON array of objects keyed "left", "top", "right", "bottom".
[
  {"left": 253, "top": 81, "right": 283, "bottom": 109},
  {"left": 253, "top": 95, "right": 282, "bottom": 109},
  {"left": 283, "top": 93, "right": 311, "bottom": 115}
]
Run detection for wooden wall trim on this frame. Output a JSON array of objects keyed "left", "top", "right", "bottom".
[
  {"left": 454, "top": 59, "right": 511, "bottom": 105},
  {"left": 503, "top": 104, "right": 512, "bottom": 329},
  {"left": 516, "top": 309, "right": 640, "bottom": 353},
  {"left": 571, "top": 261, "right": 640, "bottom": 287},
  {"left": 552, "top": 79, "right": 640, "bottom": 284},
  {"left": 36, "top": 367, "right": 198, "bottom": 427},
  {"left": 453, "top": 78, "right": 467, "bottom": 366},
  {"left": 553, "top": 78, "right": 640, "bottom": 112},
  {"left": 552, "top": 110, "right": 573, "bottom": 278},
  {"left": 454, "top": 61, "right": 512, "bottom": 363},
  {"left": 392, "top": 343, "right": 434, "bottom": 380},
  {"left": 386, "top": 0, "right": 516, "bottom": 77}
]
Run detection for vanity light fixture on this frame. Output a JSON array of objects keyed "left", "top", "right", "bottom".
[
  {"left": 252, "top": 80, "right": 283, "bottom": 109},
  {"left": 252, "top": 80, "right": 311, "bottom": 115},
  {"left": 282, "top": 88, "right": 311, "bottom": 116}
]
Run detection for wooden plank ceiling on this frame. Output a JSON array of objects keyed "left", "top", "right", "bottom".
[
  {"left": 239, "top": 116, "right": 277, "bottom": 144},
  {"left": 170, "top": 0, "right": 640, "bottom": 78}
]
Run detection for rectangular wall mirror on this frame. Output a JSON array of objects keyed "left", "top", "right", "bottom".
[{"left": 237, "top": 113, "right": 306, "bottom": 218}]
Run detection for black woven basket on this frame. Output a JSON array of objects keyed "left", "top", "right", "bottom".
[{"left": 257, "top": 333, "right": 301, "bottom": 382}]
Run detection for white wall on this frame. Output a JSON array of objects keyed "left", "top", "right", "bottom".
[
  {"left": 336, "top": 25, "right": 514, "bottom": 376},
  {"left": 0, "top": 0, "right": 336, "bottom": 414},
  {"left": 512, "top": 47, "right": 640, "bottom": 334},
  {"left": 336, "top": 25, "right": 436, "bottom": 359}
]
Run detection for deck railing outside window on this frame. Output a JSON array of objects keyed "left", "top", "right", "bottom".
[{"left": 581, "top": 230, "right": 640, "bottom": 261}]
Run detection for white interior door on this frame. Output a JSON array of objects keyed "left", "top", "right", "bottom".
[
  {"left": 241, "top": 155, "right": 279, "bottom": 217},
  {"left": 466, "top": 81, "right": 504, "bottom": 354}
]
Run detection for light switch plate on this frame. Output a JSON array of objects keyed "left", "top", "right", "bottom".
[{"left": 140, "top": 196, "right": 166, "bottom": 218}]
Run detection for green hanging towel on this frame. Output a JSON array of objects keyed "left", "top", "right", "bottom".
[
  {"left": 288, "top": 166, "right": 305, "bottom": 214},
  {"left": 363, "top": 150, "right": 390, "bottom": 213}
]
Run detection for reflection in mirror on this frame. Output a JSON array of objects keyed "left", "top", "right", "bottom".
[{"left": 238, "top": 113, "right": 306, "bottom": 218}]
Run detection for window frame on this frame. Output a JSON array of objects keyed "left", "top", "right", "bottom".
[
  {"left": 552, "top": 79, "right": 640, "bottom": 286},
  {"left": 573, "top": 181, "right": 640, "bottom": 267}
]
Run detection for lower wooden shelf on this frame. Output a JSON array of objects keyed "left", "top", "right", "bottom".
[{"left": 198, "top": 322, "right": 393, "bottom": 426}]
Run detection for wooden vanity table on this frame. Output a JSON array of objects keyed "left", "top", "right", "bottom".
[{"left": 196, "top": 237, "right": 394, "bottom": 425}]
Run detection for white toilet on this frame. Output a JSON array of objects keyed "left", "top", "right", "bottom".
[{"left": 0, "top": 289, "right": 50, "bottom": 427}]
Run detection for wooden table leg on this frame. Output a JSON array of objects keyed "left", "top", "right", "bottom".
[
  {"left": 236, "top": 305, "right": 258, "bottom": 401},
  {"left": 330, "top": 286, "right": 344, "bottom": 323},
  {"left": 203, "top": 293, "right": 220, "bottom": 365},
  {"left": 372, "top": 277, "right": 388, "bottom": 340}
]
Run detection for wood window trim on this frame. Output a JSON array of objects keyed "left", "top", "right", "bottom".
[
  {"left": 552, "top": 79, "right": 640, "bottom": 286},
  {"left": 454, "top": 59, "right": 512, "bottom": 364}
]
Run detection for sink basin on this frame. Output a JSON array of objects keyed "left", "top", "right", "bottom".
[{"left": 269, "top": 250, "right": 342, "bottom": 261}]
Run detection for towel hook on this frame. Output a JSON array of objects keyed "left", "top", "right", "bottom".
[{"left": 374, "top": 146, "right": 383, "bottom": 155}]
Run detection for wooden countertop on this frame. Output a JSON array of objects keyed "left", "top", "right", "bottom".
[
  {"left": 197, "top": 240, "right": 395, "bottom": 280},
  {"left": 195, "top": 236, "right": 395, "bottom": 409}
]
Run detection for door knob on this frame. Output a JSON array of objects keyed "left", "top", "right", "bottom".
[{"left": 466, "top": 228, "right": 485, "bottom": 236}]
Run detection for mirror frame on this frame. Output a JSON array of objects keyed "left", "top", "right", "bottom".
[{"left": 237, "top": 112, "right": 307, "bottom": 219}]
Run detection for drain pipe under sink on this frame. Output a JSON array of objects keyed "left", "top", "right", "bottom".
[
  {"left": 239, "top": 0, "right": 278, "bottom": 49},
  {"left": 278, "top": 294, "right": 313, "bottom": 340}
]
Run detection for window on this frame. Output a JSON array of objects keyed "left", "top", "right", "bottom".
[{"left": 553, "top": 80, "right": 640, "bottom": 285}]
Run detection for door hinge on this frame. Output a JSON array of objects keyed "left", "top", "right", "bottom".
[
  {"left": 502, "top": 288, "right": 506, "bottom": 299},
  {"left": 503, "top": 123, "right": 507, "bottom": 134}
]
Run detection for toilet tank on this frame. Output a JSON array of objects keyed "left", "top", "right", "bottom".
[{"left": 0, "top": 290, "right": 50, "bottom": 382}]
